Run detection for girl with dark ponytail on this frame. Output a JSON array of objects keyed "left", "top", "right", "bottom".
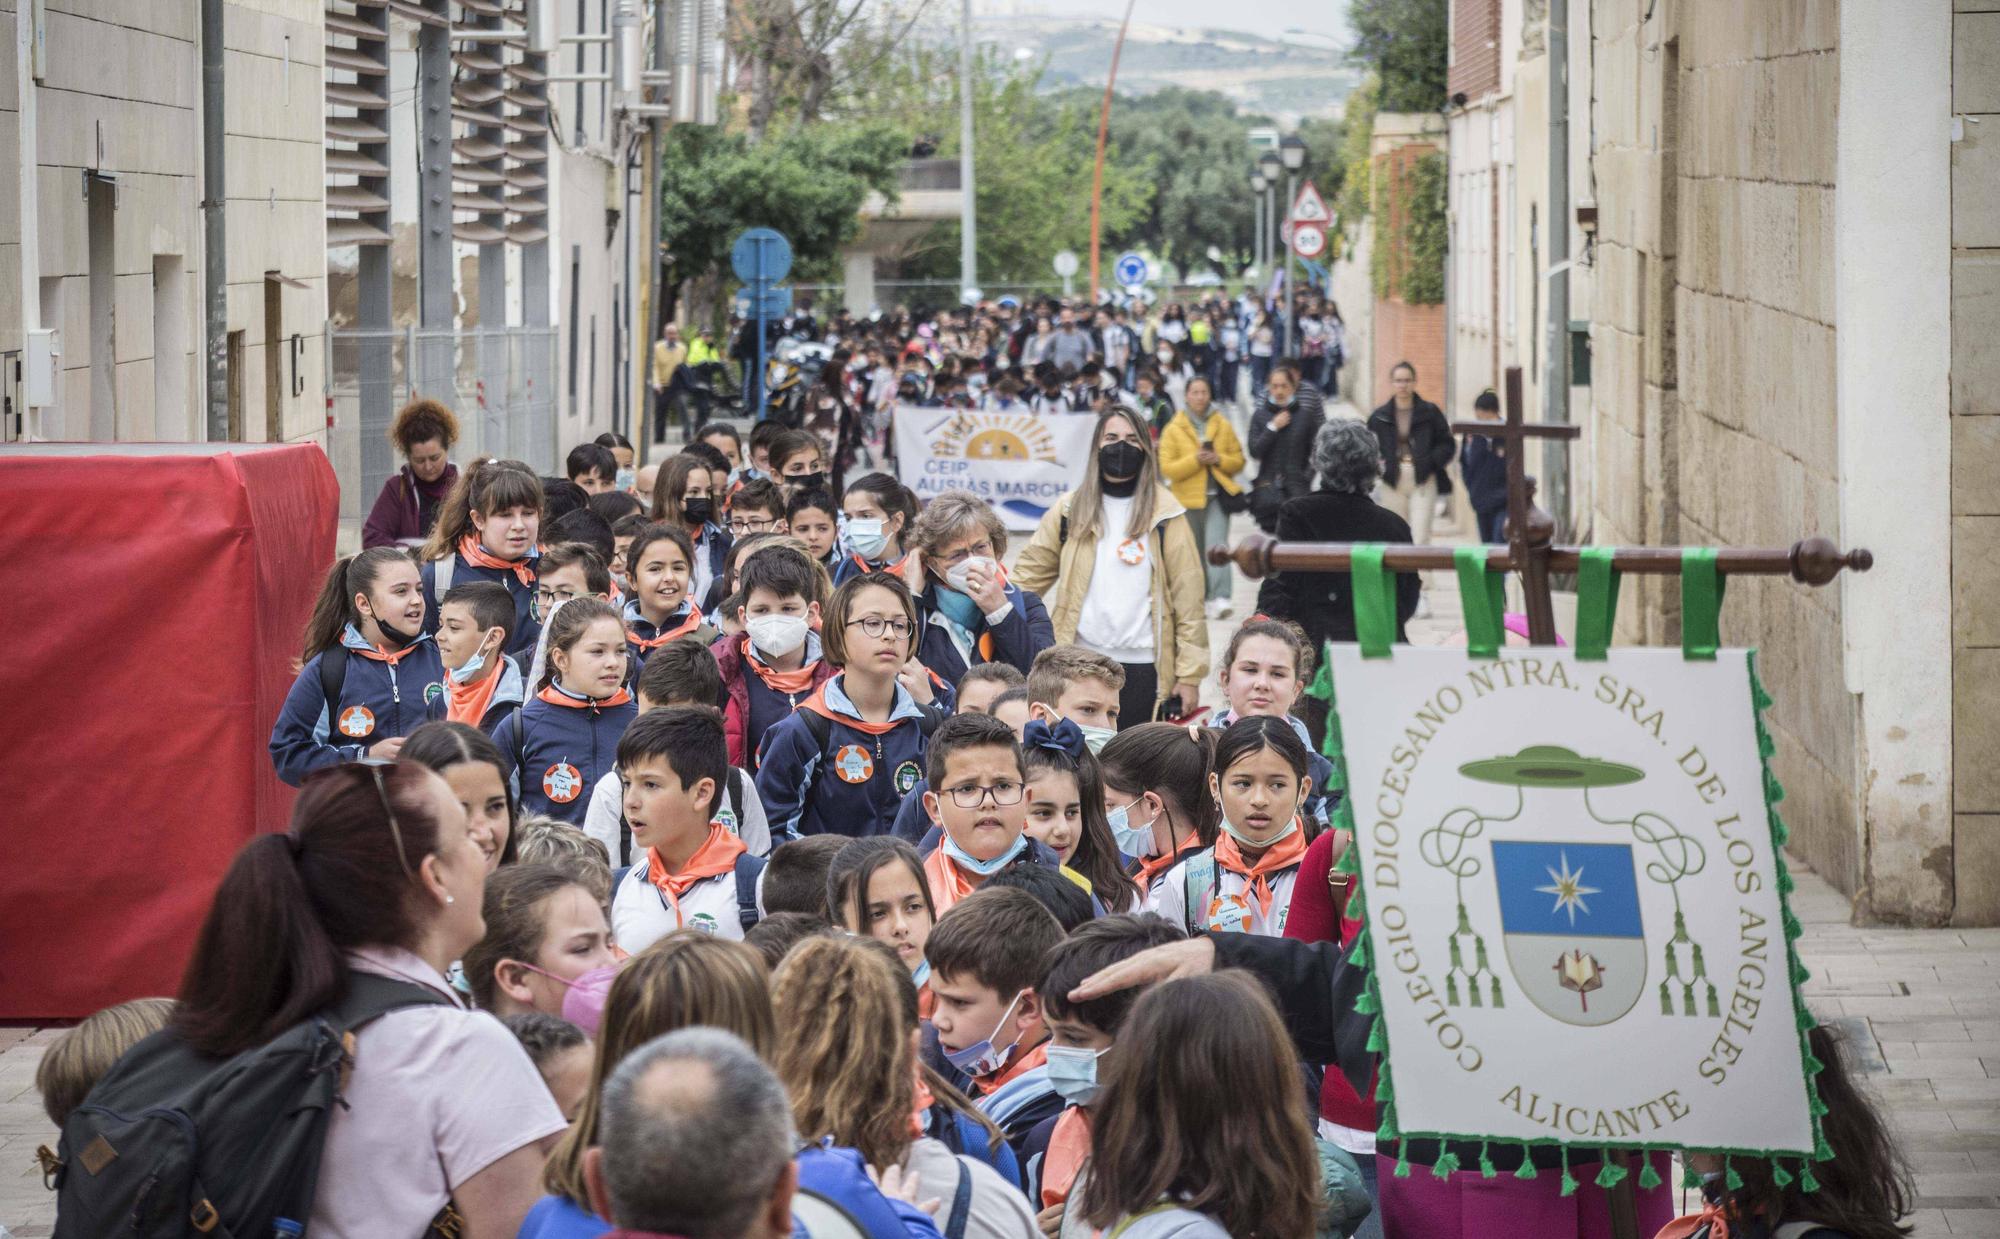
[
  {"left": 271, "top": 548, "right": 446, "bottom": 786},
  {"left": 174, "top": 760, "right": 566, "bottom": 1234},
  {"left": 417, "top": 457, "right": 546, "bottom": 661}
]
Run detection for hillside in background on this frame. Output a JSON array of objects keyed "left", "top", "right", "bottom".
[{"left": 967, "top": 14, "right": 1353, "bottom": 123}]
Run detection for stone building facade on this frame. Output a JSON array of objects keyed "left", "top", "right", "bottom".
[{"left": 1450, "top": 0, "right": 1988, "bottom": 923}]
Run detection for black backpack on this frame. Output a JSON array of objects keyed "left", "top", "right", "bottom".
[{"left": 48, "top": 973, "right": 453, "bottom": 1238}]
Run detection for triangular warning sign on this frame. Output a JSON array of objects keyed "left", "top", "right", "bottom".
[{"left": 1290, "top": 180, "right": 1330, "bottom": 224}]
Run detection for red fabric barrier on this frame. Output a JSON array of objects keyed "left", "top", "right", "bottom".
[{"left": 0, "top": 443, "right": 339, "bottom": 1020}]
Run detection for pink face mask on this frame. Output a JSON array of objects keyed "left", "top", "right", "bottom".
[{"left": 517, "top": 961, "right": 621, "bottom": 1035}]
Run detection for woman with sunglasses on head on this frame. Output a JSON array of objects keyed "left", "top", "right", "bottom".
[{"left": 161, "top": 761, "right": 567, "bottom": 1237}]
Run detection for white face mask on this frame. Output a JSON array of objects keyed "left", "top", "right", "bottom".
[
  {"left": 745, "top": 614, "right": 809, "bottom": 659},
  {"left": 1106, "top": 800, "right": 1161, "bottom": 858},
  {"left": 944, "top": 556, "right": 998, "bottom": 595}
]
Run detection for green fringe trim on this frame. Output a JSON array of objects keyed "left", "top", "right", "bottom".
[
  {"left": 1724, "top": 1156, "right": 1743, "bottom": 1192},
  {"left": 1595, "top": 1150, "right": 1628, "bottom": 1190},
  {"left": 1394, "top": 1144, "right": 1412, "bottom": 1178},
  {"left": 1772, "top": 1161, "right": 1794, "bottom": 1188},
  {"left": 1682, "top": 1161, "right": 1702, "bottom": 1190},
  {"left": 1638, "top": 1156, "right": 1663, "bottom": 1191},
  {"left": 1432, "top": 1151, "right": 1460, "bottom": 1180},
  {"left": 1748, "top": 652, "right": 1833, "bottom": 1190},
  {"left": 1515, "top": 1149, "right": 1538, "bottom": 1181},
  {"left": 1478, "top": 1142, "right": 1496, "bottom": 1179},
  {"left": 1559, "top": 1147, "right": 1578, "bottom": 1197}
]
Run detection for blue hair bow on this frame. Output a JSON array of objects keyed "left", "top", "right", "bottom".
[{"left": 1023, "top": 716, "right": 1085, "bottom": 760}]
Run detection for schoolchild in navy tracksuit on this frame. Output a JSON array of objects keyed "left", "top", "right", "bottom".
[
  {"left": 272, "top": 547, "right": 446, "bottom": 786},
  {"left": 417, "top": 459, "right": 544, "bottom": 661},
  {"left": 830, "top": 471, "right": 917, "bottom": 587},
  {"left": 621, "top": 523, "right": 717, "bottom": 688},
  {"left": 754, "top": 574, "right": 949, "bottom": 840},
  {"left": 492, "top": 597, "right": 637, "bottom": 825}
]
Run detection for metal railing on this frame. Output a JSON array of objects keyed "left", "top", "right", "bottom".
[{"left": 326, "top": 325, "right": 558, "bottom": 518}]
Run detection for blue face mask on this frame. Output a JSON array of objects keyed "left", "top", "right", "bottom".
[
  {"left": 940, "top": 830, "right": 1028, "bottom": 876},
  {"left": 932, "top": 584, "right": 983, "bottom": 631},
  {"left": 847, "top": 518, "right": 890, "bottom": 560},
  {"left": 1045, "top": 1044, "right": 1108, "bottom": 1107},
  {"left": 1106, "top": 800, "right": 1162, "bottom": 858},
  {"left": 912, "top": 958, "right": 932, "bottom": 988},
  {"left": 615, "top": 467, "right": 636, "bottom": 492},
  {"left": 449, "top": 646, "right": 488, "bottom": 685},
  {"left": 942, "top": 989, "right": 1026, "bottom": 1077}
]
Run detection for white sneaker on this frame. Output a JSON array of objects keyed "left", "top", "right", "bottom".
[{"left": 1205, "top": 598, "right": 1234, "bottom": 619}]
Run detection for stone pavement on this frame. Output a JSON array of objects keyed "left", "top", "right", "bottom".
[{"left": 6, "top": 482, "right": 1997, "bottom": 1238}]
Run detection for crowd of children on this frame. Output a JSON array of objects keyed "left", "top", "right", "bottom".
[{"left": 35, "top": 417, "right": 1915, "bottom": 1239}]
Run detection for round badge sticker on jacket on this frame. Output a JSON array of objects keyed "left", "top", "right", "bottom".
[
  {"left": 543, "top": 761, "right": 584, "bottom": 804},
  {"left": 832, "top": 744, "right": 875, "bottom": 784},
  {"left": 338, "top": 705, "right": 376, "bottom": 738},
  {"left": 1116, "top": 538, "right": 1147, "bottom": 566}
]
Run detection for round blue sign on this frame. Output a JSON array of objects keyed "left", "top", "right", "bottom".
[
  {"left": 731, "top": 228, "right": 793, "bottom": 284},
  {"left": 1113, "top": 251, "right": 1148, "bottom": 286}
]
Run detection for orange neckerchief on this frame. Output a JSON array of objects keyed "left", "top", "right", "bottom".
[
  {"left": 909, "top": 1065, "right": 937, "bottom": 1138},
  {"left": 918, "top": 979, "right": 936, "bottom": 1022},
  {"left": 1135, "top": 829, "right": 1204, "bottom": 891},
  {"left": 352, "top": 639, "right": 423, "bottom": 666},
  {"left": 849, "top": 550, "right": 910, "bottom": 577},
  {"left": 445, "top": 663, "right": 502, "bottom": 725},
  {"left": 536, "top": 684, "right": 634, "bottom": 709},
  {"left": 644, "top": 824, "right": 748, "bottom": 925},
  {"left": 457, "top": 535, "right": 536, "bottom": 588},
  {"left": 923, "top": 846, "right": 980, "bottom": 914},
  {"left": 1040, "top": 1107, "right": 1093, "bottom": 1211},
  {"left": 975, "top": 1038, "right": 1048, "bottom": 1097},
  {"left": 797, "top": 681, "right": 904, "bottom": 737},
  {"left": 743, "top": 635, "right": 820, "bottom": 695},
  {"left": 630, "top": 603, "right": 704, "bottom": 652},
  {"left": 1654, "top": 1206, "right": 1731, "bottom": 1239},
  {"left": 1213, "top": 820, "right": 1309, "bottom": 918}
]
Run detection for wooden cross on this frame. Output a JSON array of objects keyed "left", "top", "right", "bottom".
[
  {"left": 1217, "top": 364, "right": 1873, "bottom": 650},
  {"left": 1452, "top": 366, "right": 1581, "bottom": 644}
]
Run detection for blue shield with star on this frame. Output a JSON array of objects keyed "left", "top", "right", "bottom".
[{"left": 1492, "top": 841, "right": 1648, "bottom": 1027}]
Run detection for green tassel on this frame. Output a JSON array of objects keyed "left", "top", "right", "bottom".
[
  {"left": 1515, "top": 1149, "right": 1538, "bottom": 1181},
  {"left": 1784, "top": 910, "right": 1804, "bottom": 939},
  {"left": 1803, "top": 1050, "right": 1825, "bottom": 1075},
  {"left": 1811, "top": 1094, "right": 1831, "bottom": 1119},
  {"left": 1333, "top": 842, "right": 1360, "bottom": 875},
  {"left": 1375, "top": 1072, "right": 1394, "bottom": 1103},
  {"left": 1349, "top": 934, "right": 1371, "bottom": 968},
  {"left": 1355, "top": 987, "right": 1380, "bottom": 1015},
  {"left": 1394, "top": 1145, "right": 1412, "bottom": 1178},
  {"left": 1376, "top": 1101, "right": 1399, "bottom": 1143},
  {"left": 1595, "top": 1151, "right": 1628, "bottom": 1190},
  {"left": 1478, "top": 1142, "right": 1496, "bottom": 1179},
  {"left": 1792, "top": 958, "right": 1811, "bottom": 985},
  {"left": 1777, "top": 867, "right": 1796, "bottom": 894},
  {"left": 1366, "top": 1019, "right": 1387, "bottom": 1053},
  {"left": 1638, "top": 1155, "right": 1662, "bottom": 1191},
  {"left": 1681, "top": 1161, "right": 1702, "bottom": 1190},
  {"left": 1796, "top": 1005, "right": 1817, "bottom": 1032},
  {"left": 1559, "top": 1147, "right": 1578, "bottom": 1197},
  {"left": 1771, "top": 1161, "right": 1794, "bottom": 1188},
  {"left": 1724, "top": 1157, "right": 1743, "bottom": 1192},
  {"left": 1799, "top": 1163, "right": 1820, "bottom": 1192},
  {"left": 1770, "top": 814, "right": 1791, "bottom": 846},
  {"left": 1814, "top": 1133, "right": 1834, "bottom": 1162},
  {"left": 1432, "top": 1151, "right": 1460, "bottom": 1179}
]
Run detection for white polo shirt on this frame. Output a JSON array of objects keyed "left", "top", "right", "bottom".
[
  {"left": 1146, "top": 847, "right": 1301, "bottom": 938},
  {"left": 611, "top": 858, "right": 758, "bottom": 954}
]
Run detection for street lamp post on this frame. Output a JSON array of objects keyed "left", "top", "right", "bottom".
[
  {"left": 1279, "top": 133, "right": 1306, "bottom": 356},
  {"left": 959, "top": 0, "right": 976, "bottom": 300},
  {"left": 1250, "top": 170, "right": 1267, "bottom": 282}
]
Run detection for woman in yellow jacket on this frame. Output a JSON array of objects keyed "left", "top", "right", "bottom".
[
  {"left": 1157, "top": 375, "right": 1247, "bottom": 617},
  {"left": 1013, "top": 406, "right": 1210, "bottom": 729}
]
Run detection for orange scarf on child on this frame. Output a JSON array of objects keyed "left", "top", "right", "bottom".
[
  {"left": 537, "top": 685, "right": 634, "bottom": 709},
  {"left": 457, "top": 535, "right": 536, "bottom": 588},
  {"left": 644, "top": 824, "right": 748, "bottom": 926},
  {"left": 629, "top": 603, "right": 705, "bottom": 653},
  {"left": 743, "top": 636, "right": 820, "bottom": 694},
  {"left": 1213, "top": 820, "right": 1308, "bottom": 919},
  {"left": 1135, "top": 829, "right": 1204, "bottom": 891},
  {"left": 445, "top": 663, "right": 502, "bottom": 725},
  {"left": 1040, "top": 1107, "right": 1094, "bottom": 1211},
  {"left": 923, "top": 846, "right": 981, "bottom": 915}
]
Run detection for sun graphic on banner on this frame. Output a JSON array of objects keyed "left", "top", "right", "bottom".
[
  {"left": 1534, "top": 851, "right": 1601, "bottom": 927},
  {"left": 928, "top": 413, "right": 1061, "bottom": 464}
]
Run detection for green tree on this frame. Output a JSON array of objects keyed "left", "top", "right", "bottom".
[
  {"left": 1348, "top": 0, "right": 1448, "bottom": 112},
  {"left": 658, "top": 121, "right": 907, "bottom": 321},
  {"left": 1089, "top": 88, "right": 1268, "bottom": 274}
]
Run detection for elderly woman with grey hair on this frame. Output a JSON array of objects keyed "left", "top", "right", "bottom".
[
  {"left": 1255, "top": 417, "right": 1423, "bottom": 746},
  {"left": 903, "top": 490, "right": 1056, "bottom": 686}
]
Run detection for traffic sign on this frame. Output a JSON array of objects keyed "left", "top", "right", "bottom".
[
  {"left": 1292, "top": 223, "right": 1327, "bottom": 260},
  {"left": 1052, "top": 250, "right": 1079, "bottom": 277},
  {"left": 731, "top": 228, "right": 793, "bottom": 284},
  {"left": 734, "top": 285, "right": 793, "bottom": 318},
  {"left": 1113, "top": 251, "right": 1148, "bottom": 287},
  {"left": 1290, "top": 179, "right": 1330, "bottom": 225}
]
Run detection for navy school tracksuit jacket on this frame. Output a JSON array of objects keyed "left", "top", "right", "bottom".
[
  {"left": 271, "top": 624, "right": 446, "bottom": 786},
  {"left": 753, "top": 675, "right": 947, "bottom": 840},
  {"left": 829, "top": 549, "right": 909, "bottom": 587},
  {"left": 622, "top": 596, "right": 715, "bottom": 691},
  {"left": 420, "top": 544, "right": 541, "bottom": 661},
  {"left": 914, "top": 579, "right": 1055, "bottom": 686},
  {"left": 493, "top": 684, "right": 639, "bottom": 826}
]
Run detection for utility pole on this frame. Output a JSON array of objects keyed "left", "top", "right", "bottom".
[
  {"left": 959, "top": 0, "right": 977, "bottom": 299},
  {"left": 1543, "top": 0, "right": 1572, "bottom": 535}
]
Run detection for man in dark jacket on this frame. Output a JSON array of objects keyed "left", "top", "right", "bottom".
[
  {"left": 1257, "top": 418, "right": 1421, "bottom": 748},
  {"left": 1459, "top": 388, "right": 1510, "bottom": 542},
  {"left": 1367, "top": 360, "right": 1456, "bottom": 545},
  {"left": 1245, "top": 361, "right": 1326, "bottom": 532}
]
